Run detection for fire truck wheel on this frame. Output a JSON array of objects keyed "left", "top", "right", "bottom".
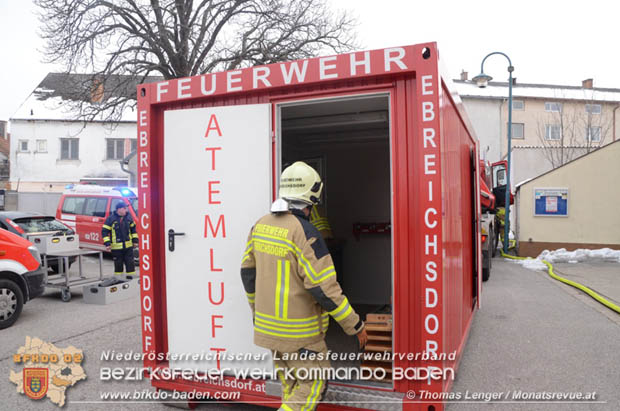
[
  {"left": 482, "top": 267, "right": 490, "bottom": 282},
  {"left": 0, "top": 279, "right": 24, "bottom": 329}
]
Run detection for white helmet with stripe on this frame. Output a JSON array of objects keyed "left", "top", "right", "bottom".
[{"left": 279, "top": 161, "right": 323, "bottom": 205}]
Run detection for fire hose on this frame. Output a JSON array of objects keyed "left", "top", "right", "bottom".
[{"left": 499, "top": 248, "right": 620, "bottom": 315}]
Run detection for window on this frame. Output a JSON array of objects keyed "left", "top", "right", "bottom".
[
  {"left": 586, "top": 126, "right": 601, "bottom": 142},
  {"left": 510, "top": 123, "right": 524, "bottom": 139},
  {"left": 60, "top": 138, "right": 79, "bottom": 160},
  {"left": 545, "top": 124, "right": 562, "bottom": 141},
  {"left": 61, "top": 196, "right": 87, "bottom": 214},
  {"left": 84, "top": 197, "right": 109, "bottom": 217},
  {"left": 36, "top": 139, "right": 47, "bottom": 153},
  {"left": 585, "top": 104, "right": 601, "bottom": 114},
  {"left": 495, "top": 168, "right": 507, "bottom": 186},
  {"left": 19, "top": 140, "right": 29, "bottom": 152},
  {"left": 106, "top": 139, "right": 125, "bottom": 160},
  {"left": 545, "top": 102, "right": 562, "bottom": 112},
  {"left": 130, "top": 139, "right": 137, "bottom": 153},
  {"left": 512, "top": 100, "right": 524, "bottom": 110}
]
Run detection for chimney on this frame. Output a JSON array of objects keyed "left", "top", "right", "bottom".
[
  {"left": 91, "top": 78, "right": 104, "bottom": 103},
  {"left": 582, "top": 78, "right": 593, "bottom": 89},
  {"left": 460, "top": 70, "right": 468, "bottom": 81}
]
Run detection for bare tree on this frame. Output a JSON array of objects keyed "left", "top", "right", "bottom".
[
  {"left": 535, "top": 96, "right": 612, "bottom": 168},
  {"left": 35, "top": 0, "right": 358, "bottom": 121}
]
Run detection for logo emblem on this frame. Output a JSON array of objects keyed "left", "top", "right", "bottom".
[{"left": 23, "top": 368, "right": 48, "bottom": 400}]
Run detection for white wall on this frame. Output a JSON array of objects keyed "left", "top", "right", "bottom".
[
  {"left": 517, "top": 141, "right": 620, "bottom": 246},
  {"left": 512, "top": 146, "right": 592, "bottom": 186},
  {"left": 9, "top": 120, "right": 135, "bottom": 190},
  {"left": 460, "top": 97, "right": 503, "bottom": 163}
]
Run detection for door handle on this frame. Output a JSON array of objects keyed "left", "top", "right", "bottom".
[{"left": 168, "top": 229, "right": 185, "bottom": 252}]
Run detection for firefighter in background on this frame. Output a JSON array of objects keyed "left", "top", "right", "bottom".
[
  {"left": 241, "top": 161, "right": 367, "bottom": 411},
  {"left": 102, "top": 202, "right": 138, "bottom": 275},
  {"left": 309, "top": 204, "right": 333, "bottom": 240}
]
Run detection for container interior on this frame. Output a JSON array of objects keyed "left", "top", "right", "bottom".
[{"left": 279, "top": 94, "right": 392, "bottom": 387}]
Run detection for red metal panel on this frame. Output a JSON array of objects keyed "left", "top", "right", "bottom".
[{"left": 136, "top": 42, "right": 481, "bottom": 411}]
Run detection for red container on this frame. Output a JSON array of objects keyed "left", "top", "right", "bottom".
[{"left": 136, "top": 42, "right": 482, "bottom": 410}]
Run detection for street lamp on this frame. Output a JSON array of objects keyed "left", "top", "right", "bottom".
[{"left": 473, "top": 52, "right": 514, "bottom": 253}]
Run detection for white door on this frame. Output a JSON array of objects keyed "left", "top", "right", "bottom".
[{"left": 164, "top": 104, "right": 272, "bottom": 373}]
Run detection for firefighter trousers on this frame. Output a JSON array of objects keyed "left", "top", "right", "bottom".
[
  {"left": 273, "top": 340, "right": 331, "bottom": 411},
  {"left": 111, "top": 248, "right": 135, "bottom": 275}
]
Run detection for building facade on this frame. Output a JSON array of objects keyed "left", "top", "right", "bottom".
[
  {"left": 454, "top": 76, "right": 620, "bottom": 184},
  {"left": 9, "top": 73, "right": 141, "bottom": 193},
  {"left": 515, "top": 140, "right": 620, "bottom": 256}
]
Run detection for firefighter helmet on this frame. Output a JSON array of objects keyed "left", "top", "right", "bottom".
[{"left": 279, "top": 161, "right": 323, "bottom": 205}]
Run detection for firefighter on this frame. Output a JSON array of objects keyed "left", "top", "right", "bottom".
[
  {"left": 241, "top": 161, "right": 367, "bottom": 411},
  {"left": 102, "top": 202, "right": 138, "bottom": 275},
  {"left": 309, "top": 204, "right": 333, "bottom": 240}
]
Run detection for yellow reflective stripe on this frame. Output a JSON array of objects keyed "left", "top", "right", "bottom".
[
  {"left": 243, "top": 240, "right": 253, "bottom": 256},
  {"left": 278, "top": 369, "right": 291, "bottom": 400},
  {"left": 256, "top": 310, "right": 328, "bottom": 323},
  {"left": 329, "top": 297, "right": 353, "bottom": 322},
  {"left": 254, "top": 324, "right": 321, "bottom": 338},
  {"left": 255, "top": 319, "right": 321, "bottom": 333},
  {"left": 277, "top": 260, "right": 290, "bottom": 318},
  {"left": 102, "top": 224, "right": 112, "bottom": 230},
  {"left": 255, "top": 316, "right": 328, "bottom": 330},
  {"left": 281, "top": 404, "right": 294, "bottom": 411},
  {"left": 241, "top": 240, "right": 253, "bottom": 264},
  {"left": 302, "top": 379, "right": 324, "bottom": 411},
  {"left": 283, "top": 261, "right": 290, "bottom": 318},
  {"left": 246, "top": 292, "right": 255, "bottom": 303},
  {"left": 275, "top": 261, "right": 283, "bottom": 317},
  {"left": 102, "top": 236, "right": 110, "bottom": 242},
  {"left": 131, "top": 233, "right": 139, "bottom": 239}
]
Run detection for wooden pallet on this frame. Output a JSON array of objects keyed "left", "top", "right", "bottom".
[{"left": 362, "top": 313, "right": 393, "bottom": 381}]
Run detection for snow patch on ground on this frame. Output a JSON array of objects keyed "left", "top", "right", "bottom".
[
  {"left": 508, "top": 247, "right": 620, "bottom": 272},
  {"left": 538, "top": 248, "right": 620, "bottom": 263},
  {"left": 518, "top": 258, "right": 548, "bottom": 271}
]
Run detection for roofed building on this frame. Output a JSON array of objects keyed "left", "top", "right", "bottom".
[{"left": 454, "top": 74, "right": 620, "bottom": 184}]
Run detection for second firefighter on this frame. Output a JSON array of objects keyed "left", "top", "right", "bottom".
[{"left": 102, "top": 202, "right": 138, "bottom": 275}]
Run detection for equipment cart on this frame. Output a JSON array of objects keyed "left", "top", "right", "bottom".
[{"left": 44, "top": 249, "right": 104, "bottom": 302}]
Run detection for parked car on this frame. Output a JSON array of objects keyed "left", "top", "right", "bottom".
[
  {"left": 56, "top": 184, "right": 139, "bottom": 262},
  {"left": 0, "top": 212, "right": 77, "bottom": 273},
  {"left": 0, "top": 228, "right": 46, "bottom": 329}
]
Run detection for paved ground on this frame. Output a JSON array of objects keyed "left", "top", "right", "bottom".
[
  {"left": 448, "top": 257, "right": 620, "bottom": 411},
  {"left": 2, "top": 256, "right": 619, "bottom": 410},
  {"left": 552, "top": 262, "right": 620, "bottom": 306}
]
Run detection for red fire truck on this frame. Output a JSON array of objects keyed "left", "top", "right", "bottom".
[
  {"left": 56, "top": 185, "right": 139, "bottom": 250},
  {"left": 136, "top": 42, "right": 484, "bottom": 410}
]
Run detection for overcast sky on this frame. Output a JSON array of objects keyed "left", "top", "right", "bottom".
[{"left": 1, "top": 0, "right": 618, "bottom": 122}]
